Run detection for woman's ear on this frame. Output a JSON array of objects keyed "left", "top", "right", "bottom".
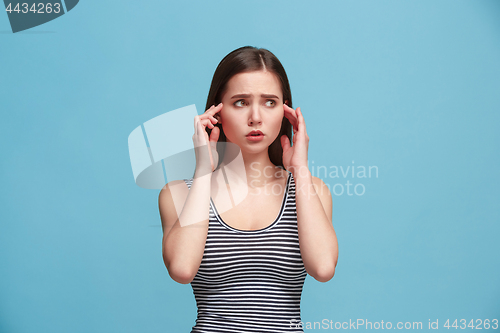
[{"left": 284, "top": 100, "right": 289, "bottom": 106}]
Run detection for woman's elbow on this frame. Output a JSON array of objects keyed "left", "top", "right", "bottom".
[
  {"left": 162, "top": 253, "right": 196, "bottom": 284},
  {"left": 168, "top": 269, "right": 195, "bottom": 285},
  {"left": 312, "top": 262, "right": 336, "bottom": 283},
  {"left": 314, "top": 268, "right": 335, "bottom": 283}
]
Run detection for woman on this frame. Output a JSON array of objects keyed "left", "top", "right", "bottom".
[{"left": 159, "top": 46, "right": 338, "bottom": 333}]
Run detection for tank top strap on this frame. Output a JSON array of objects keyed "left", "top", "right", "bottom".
[{"left": 182, "top": 177, "right": 194, "bottom": 189}]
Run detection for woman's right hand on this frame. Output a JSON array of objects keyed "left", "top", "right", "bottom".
[{"left": 192, "top": 103, "right": 222, "bottom": 175}]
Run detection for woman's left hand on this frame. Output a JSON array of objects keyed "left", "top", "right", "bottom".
[{"left": 281, "top": 104, "right": 310, "bottom": 177}]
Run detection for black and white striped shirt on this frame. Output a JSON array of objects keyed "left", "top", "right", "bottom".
[{"left": 183, "top": 171, "right": 307, "bottom": 333}]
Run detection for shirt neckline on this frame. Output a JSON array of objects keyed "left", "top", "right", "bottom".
[{"left": 209, "top": 172, "right": 291, "bottom": 233}]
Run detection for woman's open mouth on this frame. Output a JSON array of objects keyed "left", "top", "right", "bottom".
[{"left": 246, "top": 130, "right": 264, "bottom": 141}]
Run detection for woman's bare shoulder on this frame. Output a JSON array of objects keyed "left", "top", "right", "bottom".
[
  {"left": 160, "top": 179, "right": 189, "bottom": 191},
  {"left": 158, "top": 179, "right": 191, "bottom": 233},
  {"left": 159, "top": 179, "right": 189, "bottom": 198}
]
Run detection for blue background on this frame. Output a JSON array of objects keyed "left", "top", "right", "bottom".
[{"left": 1, "top": 1, "right": 499, "bottom": 332}]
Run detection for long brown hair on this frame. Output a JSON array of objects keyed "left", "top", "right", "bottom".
[{"left": 205, "top": 46, "right": 293, "bottom": 169}]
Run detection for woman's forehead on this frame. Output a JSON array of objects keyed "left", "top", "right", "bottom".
[{"left": 225, "top": 71, "right": 282, "bottom": 96}]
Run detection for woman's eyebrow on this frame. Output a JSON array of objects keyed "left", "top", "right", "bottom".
[
  {"left": 261, "top": 94, "right": 280, "bottom": 99},
  {"left": 230, "top": 93, "right": 280, "bottom": 99}
]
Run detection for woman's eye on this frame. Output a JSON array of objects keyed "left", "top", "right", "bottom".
[
  {"left": 234, "top": 100, "right": 245, "bottom": 107},
  {"left": 265, "top": 100, "right": 276, "bottom": 107}
]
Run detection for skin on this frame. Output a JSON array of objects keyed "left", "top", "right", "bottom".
[
  {"left": 160, "top": 70, "right": 339, "bottom": 283},
  {"left": 209, "top": 71, "right": 295, "bottom": 231}
]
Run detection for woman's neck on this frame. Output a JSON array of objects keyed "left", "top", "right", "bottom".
[{"left": 219, "top": 143, "right": 285, "bottom": 187}]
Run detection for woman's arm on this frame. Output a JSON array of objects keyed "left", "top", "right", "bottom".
[
  {"left": 159, "top": 171, "right": 212, "bottom": 284},
  {"left": 295, "top": 169, "right": 338, "bottom": 282},
  {"left": 160, "top": 103, "right": 221, "bottom": 284}
]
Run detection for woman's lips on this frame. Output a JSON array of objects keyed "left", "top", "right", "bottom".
[{"left": 246, "top": 133, "right": 264, "bottom": 141}]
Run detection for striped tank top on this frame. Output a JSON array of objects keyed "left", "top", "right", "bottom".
[{"left": 183, "top": 171, "right": 307, "bottom": 333}]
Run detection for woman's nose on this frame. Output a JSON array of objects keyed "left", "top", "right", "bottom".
[{"left": 248, "top": 105, "right": 262, "bottom": 125}]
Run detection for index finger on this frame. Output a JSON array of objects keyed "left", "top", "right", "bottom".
[
  {"left": 296, "top": 107, "right": 306, "bottom": 133},
  {"left": 283, "top": 104, "right": 298, "bottom": 131},
  {"left": 205, "top": 102, "right": 223, "bottom": 116}
]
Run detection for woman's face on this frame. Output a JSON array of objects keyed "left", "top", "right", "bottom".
[{"left": 219, "top": 70, "right": 285, "bottom": 154}]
